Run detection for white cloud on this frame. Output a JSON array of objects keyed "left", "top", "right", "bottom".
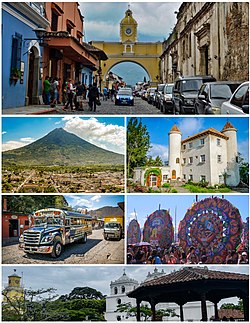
[
  {"left": 2, "top": 138, "right": 35, "bottom": 152},
  {"left": 67, "top": 195, "right": 94, "bottom": 209},
  {"left": 62, "top": 117, "right": 125, "bottom": 154},
  {"left": 55, "top": 121, "right": 61, "bottom": 125},
  {"left": 91, "top": 195, "right": 102, "bottom": 202},
  {"left": 2, "top": 131, "right": 7, "bottom": 135},
  {"left": 177, "top": 118, "right": 204, "bottom": 139},
  {"left": 148, "top": 143, "right": 169, "bottom": 162}
]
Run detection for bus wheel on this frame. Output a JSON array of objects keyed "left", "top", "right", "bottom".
[{"left": 51, "top": 239, "right": 63, "bottom": 258}]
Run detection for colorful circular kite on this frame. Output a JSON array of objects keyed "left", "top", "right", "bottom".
[
  {"left": 143, "top": 209, "right": 174, "bottom": 248},
  {"left": 178, "top": 197, "right": 243, "bottom": 263},
  {"left": 127, "top": 219, "right": 141, "bottom": 245}
]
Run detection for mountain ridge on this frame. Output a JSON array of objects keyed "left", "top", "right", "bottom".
[{"left": 2, "top": 128, "right": 124, "bottom": 166}]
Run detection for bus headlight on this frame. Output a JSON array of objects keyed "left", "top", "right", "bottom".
[
  {"left": 19, "top": 235, "right": 24, "bottom": 243},
  {"left": 41, "top": 235, "right": 53, "bottom": 243}
]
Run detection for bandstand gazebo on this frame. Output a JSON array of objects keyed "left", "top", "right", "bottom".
[{"left": 127, "top": 267, "right": 249, "bottom": 321}]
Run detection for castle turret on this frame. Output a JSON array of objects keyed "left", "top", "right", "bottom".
[
  {"left": 221, "top": 121, "right": 240, "bottom": 186},
  {"left": 168, "top": 124, "right": 182, "bottom": 180}
]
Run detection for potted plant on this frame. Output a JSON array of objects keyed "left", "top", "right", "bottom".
[{"left": 10, "top": 67, "right": 22, "bottom": 84}]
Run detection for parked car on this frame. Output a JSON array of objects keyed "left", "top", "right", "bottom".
[
  {"left": 115, "top": 88, "right": 134, "bottom": 106},
  {"left": 141, "top": 90, "right": 147, "bottom": 100},
  {"left": 147, "top": 87, "right": 157, "bottom": 104},
  {"left": 160, "top": 83, "right": 174, "bottom": 113},
  {"left": 220, "top": 81, "right": 249, "bottom": 114},
  {"left": 173, "top": 75, "right": 216, "bottom": 114},
  {"left": 195, "top": 81, "right": 242, "bottom": 114},
  {"left": 154, "top": 84, "right": 165, "bottom": 109}
]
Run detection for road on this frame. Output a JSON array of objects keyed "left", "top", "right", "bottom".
[
  {"left": 2, "top": 229, "right": 124, "bottom": 264},
  {"left": 55, "top": 97, "right": 163, "bottom": 115}
]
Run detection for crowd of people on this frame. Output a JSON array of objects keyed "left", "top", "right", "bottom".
[
  {"left": 127, "top": 244, "right": 249, "bottom": 265},
  {"left": 43, "top": 77, "right": 101, "bottom": 112}
]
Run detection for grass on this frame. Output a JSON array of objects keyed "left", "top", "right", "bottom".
[{"left": 182, "top": 184, "right": 232, "bottom": 193}]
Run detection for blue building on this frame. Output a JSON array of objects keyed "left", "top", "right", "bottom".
[{"left": 2, "top": 3, "right": 49, "bottom": 109}]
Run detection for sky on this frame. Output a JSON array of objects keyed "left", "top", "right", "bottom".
[
  {"left": 2, "top": 266, "right": 248, "bottom": 306},
  {"left": 2, "top": 116, "right": 125, "bottom": 155},
  {"left": 65, "top": 194, "right": 124, "bottom": 210},
  {"left": 80, "top": 2, "right": 180, "bottom": 43},
  {"left": 129, "top": 117, "right": 249, "bottom": 162},
  {"left": 79, "top": 2, "right": 181, "bottom": 85},
  {"left": 127, "top": 194, "right": 249, "bottom": 230}
]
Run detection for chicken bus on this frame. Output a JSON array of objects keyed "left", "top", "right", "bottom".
[{"left": 19, "top": 208, "right": 92, "bottom": 258}]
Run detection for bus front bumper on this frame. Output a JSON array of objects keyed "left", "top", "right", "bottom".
[{"left": 19, "top": 244, "right": 53, "bottom": 254}]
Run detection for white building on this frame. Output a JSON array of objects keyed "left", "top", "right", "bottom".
[
  {"left": 133, "top": 121, "right": 240, "bottom": 187},
  {"left": 105, "top": 269, "right": 214, "bottom": 321}
]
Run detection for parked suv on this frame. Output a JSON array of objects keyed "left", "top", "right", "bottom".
[
  {"left": 160, "top": 83, "right": 174, "bottom": 113},
  {"left": 173, "top": 75, "right": 216, "bottom": 114},
  {"left": 154, "top": 84, "right": 165, "bottom": 109}
]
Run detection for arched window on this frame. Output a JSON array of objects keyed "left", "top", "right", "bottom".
[
  {"left": 121, "top": 286, "right": 125, "bottom": 293},
  {"left": 176, "top": 158, "right": 180, "bottom": 163},
  {"left": 117, "top": 298, "right": 122, "bottom": 305},
  {"left": 117, "top": 316, "right": 121, "bottom": 321},
  {"left": 114, "top": 287, "right": 118, "bottom": 294}
]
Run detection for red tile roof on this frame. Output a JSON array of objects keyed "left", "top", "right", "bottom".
[
  {"left": 169, "top": 124, "right": 181, "bottom": 134},
  {"left": 141, "top": 267, "right": 249, "bottom": 287},
  {"left": 222, "top": 121, "right": 236, "bottom": 131},
  {"left": 182, "top": 128, "right": 228, "bottom": 144}
]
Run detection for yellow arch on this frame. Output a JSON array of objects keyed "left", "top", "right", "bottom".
[{"left": 91, "top": 41, "right": 163, "bottom": 87}]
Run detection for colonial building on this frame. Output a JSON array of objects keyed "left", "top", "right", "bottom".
[
  {"left": 2, "top": 2, "right": 107, "bottom": 109},
  {"left": 134, "top": 121, "right": 240, "bottom": 187},
  {"left": 91, "top": 7, "right": 162, "bottom": 90},
  {"left": 161, "top": 2, "right": 249, "bottom": 82},
  {"left": 105, "top": 269, "right": 214, "bottom": 321}
]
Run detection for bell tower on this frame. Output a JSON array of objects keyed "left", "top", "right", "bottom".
[{"left": 120, "top": 5, "right": 138, "bottom": 54}]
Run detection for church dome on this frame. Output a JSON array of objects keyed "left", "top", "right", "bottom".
[{"left": 111, "top": 271, "right": 138, "bottom": 286}]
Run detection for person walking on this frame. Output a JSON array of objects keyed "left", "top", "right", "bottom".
[
  {"left": 63, "top": 79, "right": 76, "bottom": 111},
  {"left": 43, "top": 76, "right": 51, "bottom": 105},
  {"left": 75, "top": 81, "right": 85, "bottom": 111},
  {"left": 88, "top": 82, "right": 99, "bottom": 112}
]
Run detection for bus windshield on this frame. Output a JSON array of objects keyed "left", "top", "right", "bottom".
[
  {"left": 104, "top": 223, "right": 120, "bottom": 229},
  {"left": 33, "top": 216, "right": 63, "bottom": 226}
]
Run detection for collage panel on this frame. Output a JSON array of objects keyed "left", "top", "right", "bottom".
[
  {"left": 127, "top": 116, "right": 249, "bottom": 194},
  {"left": 2, "top": 116, "right": 125, "bottom": 193},
  {"left": 2, "top": 194, "right": 125, "bottom": 264},
  {"left": 2, "top": 265, "right": 249, "bottom": 321},
  {"left": 126, "top": 194, "right": 249, "bottom": 265}
]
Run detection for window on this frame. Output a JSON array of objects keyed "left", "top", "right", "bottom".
[
  {"left": 183, "top": 158, "right": 186, "bottom": 164},
  {"left": 189, "top": 142, "right": 193, "bottom": 149},
  {"left": 200, "top": 155, "right": 205, "bottom": 163},
  {"left": 176, "top": 158, "right": 180, "bottom": 163},
  {"left": 67, "top": 25, "right": 72, "bottom": 35},
  {"left": 236, "top": 156, "right": 239, "bottom": 163},
  {"left": 200, "top": 138, "right": 205, "bottom": 145},
  {"left": 183, "top": 174, "right": 186, "bottom": 180},
  {"left": 189, "top": 174, "right": 193, "bottom": 181},
  {"left": 51, "top": 11, "right": 58, "bottom": 31},
  {"left": 217, "top": 155, "right": 222, "bottom": 163},
  {"left": 117, "top": 316, "right": 121, "bottom": 321},
  {"left": 230, "top": 84, "right": 249, "bottom": 108},
  {"left": 121, "top": 286, "right": 125, "bottom": 293},
  {"left": 200, "top": 175, "right": 206, "bottom": 182},
  {"left": 114, "top": 287, "right": 118, "bottom": 294},
  {"left": 11, "top": 33, "right": 22, "bottom": 73},
  {"left": 163, "top": 175, "right": 168, "bottom": 181},
  {"left": 183, "top": 144, "right": 186, "bottom": 150},
  {"left": 217, "top": 138, "right": 221, "bottom": 146},
  {"left": 219, "top": 175, "right": 224, "bottom": 184},
  {"left": 117, "top": 298, "right": 122, "bottom": 305},
  {"left": 189, "top": 157, "right": 193, "bottom": 164}
]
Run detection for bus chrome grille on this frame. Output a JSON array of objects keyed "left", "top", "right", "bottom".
[{"left": 24, "top": 231, "right": 41, "bottom": 245}]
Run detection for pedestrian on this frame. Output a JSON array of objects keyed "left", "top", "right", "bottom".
[
  {"left": 57, "top": 78, "right": 61, "bottom": 104},
  {"left": 63, "top": 79, "right": 76, "bottom": 111},
  {"left": 75, "top": 81, "right": 85, "bottom": 111},
  {"left": 62, "top": 80, "right": 68, "bottom": 105},
  {"left": 88, "top": 82, "right": 99, "bottom": 112},
  {"left": 110, "top": 85, "right": 116, "bottom": 101},
  {"left": 50, "top": 77, "right": 59, "bottom": 107},
  {"left": 103, "top": 86, "right": 108, "bottom": 101},
  {"left": 43, "top": 76, "right": 51, "bottom": 105}
]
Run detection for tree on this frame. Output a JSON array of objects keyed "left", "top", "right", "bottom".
[
  {"left": 116, "top": 302, "right": 178, "bottom": 321},
  {"left": 127, "top": 118, "right": 151, "bottom": 177},
  {"left": 238, "top": 152, "right": 249, "bottom": 185},
  {"left": 60, "top": 287, "right": 105, "bottom": 300},
  {"left": 220, "top": 299, "right": 243, "bottom": 311}
]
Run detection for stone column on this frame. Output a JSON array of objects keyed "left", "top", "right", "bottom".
[
  {"left": 136, "top": 299, "right": 141, "bottom": 321},
  {"left": 180, "top": 303, "right": 184, "bottom": 322},
  {"left": 213, "top": 301, "right": 219, "bottom": 321},
  {"left": 200, "top": 292, "right": 208, "bottom": 321},
  {"left": 150, "top": 300, "right": 156, "bottom": 321}
]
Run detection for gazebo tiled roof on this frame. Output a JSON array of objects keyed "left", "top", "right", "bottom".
[{"left": 141, "top": 267, "right": 248, "bottom": 288}]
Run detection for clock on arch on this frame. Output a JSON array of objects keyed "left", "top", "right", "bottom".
[{"left": 125, "top": 27, "right": 133, "bottom": 35}]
